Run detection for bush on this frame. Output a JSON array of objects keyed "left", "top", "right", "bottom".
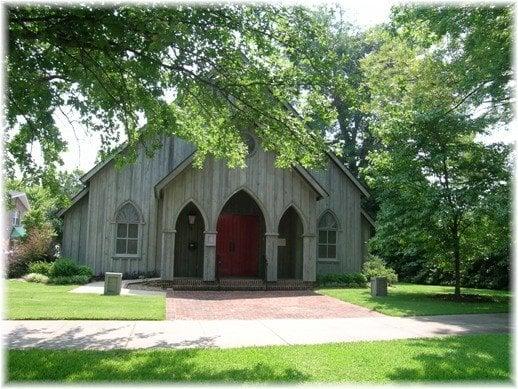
[
  {"left": 6, "top": 224, "right": 56, "bottom": 278},
  {"left": 362, "top": 256, "right": 398, "bottom": 285},
  {"left": 50, "top": 258, "right": 80, "bottom": 277},
  {"left": 28, "top": 261, "right": 53, "bottom": 276},
  {"left": 316, "top": 273, "right": 367, "bottom": 288},
  {"left": 77, "top": 265, "right": 94, "bottom": 278},
  {"left": 48, "top": 275, "right": 91, "bottom": 285},
  {"left": 24, "top": 273, "right": 49, "bottom": 284}
]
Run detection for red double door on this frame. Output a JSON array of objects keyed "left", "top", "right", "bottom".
[{"left": 216, "top": 214, "right": 260, "bottom": 277}]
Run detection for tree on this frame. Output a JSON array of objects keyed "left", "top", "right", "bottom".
[
  {"left": 6, "top": 168, "right": 83, "bottom": 235},
  {"left": 361, "top": 5, "right": 512, "bottom": 296},
  {"left": 7, "top": 5, "right": 338, "bottom": 175},
  {"left": 284, "top": 7, "right": 379, "bottom": 176}
]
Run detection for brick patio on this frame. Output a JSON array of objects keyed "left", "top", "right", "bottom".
[{"left": 166, "top": 290, "right": 384, "bottom": 320}]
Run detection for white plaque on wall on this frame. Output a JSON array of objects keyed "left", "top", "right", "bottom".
[
  {"left": 277, "top": 238, "right": 286, "bottom": 246},
  {"left": 205, "top": 233, "right": 217, "bottom": 246}
]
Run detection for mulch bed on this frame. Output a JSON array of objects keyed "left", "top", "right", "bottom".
[{"left": 433, "top": 293, "right": 500, "bottom": 303}]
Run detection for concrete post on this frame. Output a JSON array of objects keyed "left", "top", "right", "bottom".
[
  {"left": 160, "top": 229, "right": 176, "bottom": 280},
  {"left": 203, "top": 231, "right": 217, "bottom": 281},
  {"left": 302, "top": 234, "right": 316, "bottom": 282},
  {"left": 265, "top": 232, "right": 279, "bottom": 282}
]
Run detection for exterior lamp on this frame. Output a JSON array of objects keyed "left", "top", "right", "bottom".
[{"left": 188, "top": 212, "right": 196, "bottom": 225}]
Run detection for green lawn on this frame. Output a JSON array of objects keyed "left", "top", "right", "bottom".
[
  {"left": 318, "top": 283, "right": 511, "bottom": 316},
  {"left": 7, "top": 334, "right": 510, "bottom": 383},
  {"left": 6, "top": 280, "right": 165, "bottom": 320}
]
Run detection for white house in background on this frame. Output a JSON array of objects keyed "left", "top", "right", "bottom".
[{"left": 5, "top": 191, "right": 30, "bottom": 246}]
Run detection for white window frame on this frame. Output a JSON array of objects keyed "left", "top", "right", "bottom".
[
  {"left": 112, "top": 201, "right": 144, "bottom": 259},
  {"left": 12, "top": 210, "right": 20, "bottom": 227},
  {"left": 317, "top": 211, "right": 340, "bottom": 263}
]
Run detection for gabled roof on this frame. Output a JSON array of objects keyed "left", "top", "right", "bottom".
[
  {"left": 80, "top": 142, "right": 129, "bottom": 184},
  {"left": 361, "top": 208, "right": 375, "bottom": 227},
  {"left": 9, "top": 191, "right": 30, "bottom": 210},
  {"left": 57, "top": 187, "right": 89, "bottom": 218},
  {"left": 153, "top": 151, "right": 329, "bottom": 200},
  {"left": 326, "top": 152, "right": 371, "bottom": 198}
]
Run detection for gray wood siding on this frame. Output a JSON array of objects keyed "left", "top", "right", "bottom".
[
  {"left": 310, "top": 160, "right": 365, "bottom": 275},
  {"left": 61, "top": 134, "right": 368, "bottom": 279},
  {"left": 61, "top": 194, "right": 89, "bottom": 264},
  {"left": 161, "top": 147, "right": 319, "bottom": 280},
  {"left": 72, "top": 136, "right": 194, "bottom": 275}
]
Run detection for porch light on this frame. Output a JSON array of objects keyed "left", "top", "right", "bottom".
[{"left": 188, "top": 212, "right": 196, "bottom": 225}]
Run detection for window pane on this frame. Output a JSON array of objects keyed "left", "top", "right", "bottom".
[
  {"left": 128, "top": 224, "right": 138, "bottom": 238},
  {"left": 318, "top": 244, "right": 327, "bottom": 258},
  {"left": 328, "top": 231, "right": 336, "bottom": 244},
  {"left": 127, "top": 239, "right": 138, "bottom": 254},
  {"left": 116, "top": 223, "right": 127, "bottom": 238},
  {"left": 318, "top": 230, "right": 327, "bottom": 244},
  {"left": 116, "top": 239, "right": 127, "bottom": 254},
  {"left": 328, "top": 244, "right": 336, "bottom": 258}
]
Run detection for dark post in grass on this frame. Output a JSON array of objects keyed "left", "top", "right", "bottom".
[{"left": 371, "top": 277, "right": 388, "bottom": 297}]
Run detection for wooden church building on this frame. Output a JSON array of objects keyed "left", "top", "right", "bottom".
[{"left": 59, "top": 134, "right": 374, "bottom": 286}]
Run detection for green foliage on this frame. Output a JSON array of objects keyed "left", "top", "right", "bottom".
[
  {"left": 77, "top": 266, "right": 94, "bottom": 278},
  {"left": 6, "top": 5, "right": 340, "bottom": 174},
  {"left": 362, "top": 256, "right": 398, "bottom": 285},
  {"left": 7, "top": 224, "right": 56, "bottom": 278},
  {"left": 316, "top": 273, "right": 367, "bottom": 288},
  {"left": 6, "top": 335, "right": 511, "bottom": 383},
  {"left": 49, "top": 258, "right": 80, "bottom": 277},
  {"left": 27, "top": 261, "right": 53, "bottom": 276},
  {"left": 23, "top": 273, "right": 49, "bottom": 284},
  {"left": 48, "top": 275, "right": 91, "bottom": 285},
  {"left": 361, "top": 5, "right": 512, "bottom": 294},
  {"left": 7, "top": 280, "right": 165, "bottom": 320},
  {"left": 6, "top": 169, "right": 83, "bottom": 236},
  {"left": 47, "top": 259, "right": 94, "bottom": 284},
  {"left": 319, "top": 283, "right": 510, "bottom": 317}
]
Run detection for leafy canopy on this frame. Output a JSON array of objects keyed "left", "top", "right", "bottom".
[
  {"left": 7, "top": 5, "right": 336, "bottom": 175},
  {"left": 362, "top": 5, "right": 512, "bottom": 294}
]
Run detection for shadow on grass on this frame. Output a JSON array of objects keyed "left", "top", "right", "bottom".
[
  {"left": 387, "top": 335, "right": 511, "bottom": 382},
  {"left": 7, "top": 334, "right": 511, "bottom": 383},
  {"left": 7, "top": 347, "right": 309, "bottom": 383},
  {"left": 320, "top": 285, "right": 510, "bottom": 316}
]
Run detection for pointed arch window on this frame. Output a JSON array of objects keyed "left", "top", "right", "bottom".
[
  {"left": 115, "top": 202, "right": 142, "bottom": 256},
  {"left": 318, "top": 211, "right": 338, "bottom": 259}
]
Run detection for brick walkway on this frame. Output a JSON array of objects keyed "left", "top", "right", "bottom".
[{"left": 166, "top": 290, "right": 383, "bottom": 320}]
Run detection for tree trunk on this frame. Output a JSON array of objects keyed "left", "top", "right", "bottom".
[{"left": 453, "top": 239, "right": 461, "bottom": 297}]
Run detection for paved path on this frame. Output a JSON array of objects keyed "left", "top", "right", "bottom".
[
  {"left": 166, "top": 290, "right": 383, "bottom": 320},
  {"left": 4, "top": 313, "right": 510, "bottom": 350},
  {"left": 71, "top": 280, "right": 165, "bottom": 296}
]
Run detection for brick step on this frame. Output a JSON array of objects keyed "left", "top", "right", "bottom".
[{"left": 128, "top": 278, "right": 314, "bottom": 291}]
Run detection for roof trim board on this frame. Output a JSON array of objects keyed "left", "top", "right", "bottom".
[{"left": 57, "top": 187, "right": 89, "bottom": 218}]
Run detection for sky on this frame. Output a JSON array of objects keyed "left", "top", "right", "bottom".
[{"left": 50, "top": 1, "right": 514, "bottom": 174}]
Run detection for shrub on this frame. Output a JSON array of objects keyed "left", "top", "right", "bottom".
[
  {"left": 50, "top": 258, "right": 80, "bottom": 277},
  {"left": 6, "top": 253, "right": 29, "bottom": 278},
  {"left": 6, "top": 224, "right": 56, "bottom": 278},
  {"left": 316, "top": 273, "right": 367, "bottom": 288},
  {"left": 24, "top": 273, "right": 49, "bottom": 284},
  {"left": 48, "top": 275, "right": 91, "bottom": 285},
  {"left": 28, "top": 261, "right": 53, "bottom": 276},
  {"left": 362, "top": 255, "right": 398, "bottom": 285},
  {"left": 77, "top": 266, "right": 94, "bottom": 278}
]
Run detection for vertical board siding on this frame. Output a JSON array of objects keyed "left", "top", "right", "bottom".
[
  {"left": 311, "top": 160, "right": 364, "bottom": 275},
  {"left": 62, "top": 134, "right": 366, "bottom": 279}
]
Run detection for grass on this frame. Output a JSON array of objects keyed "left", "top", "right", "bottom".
[
  {"left": 6, "top": 280, "right": 165, "bottom": 320},
  {"left": 7, "top": 334, "right": 510, "bottom": 383},
  {"left": 318, "top": 283, "right": 511, "bottom": 316}
]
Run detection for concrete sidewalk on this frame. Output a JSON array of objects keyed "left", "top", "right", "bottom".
[{"left": 4, "top": 313, "right": 510, "bottom": 350}]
